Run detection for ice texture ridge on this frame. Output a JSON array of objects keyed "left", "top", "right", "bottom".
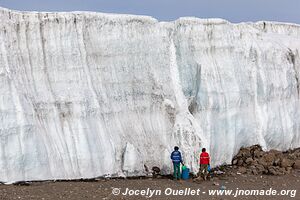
[{"left": 0, "top": 7, "right": 300, "bottom": 182}]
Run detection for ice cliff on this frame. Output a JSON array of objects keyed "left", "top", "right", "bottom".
[{"left": 0, "top": 7, "right": 300, "bottom": 182}]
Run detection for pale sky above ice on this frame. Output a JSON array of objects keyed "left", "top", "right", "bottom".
[{"left": 0, "top": 0, "right": 299, "bottom": 24}]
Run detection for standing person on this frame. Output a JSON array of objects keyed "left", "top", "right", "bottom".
[
  {"left": 170, "top": 146, "right": 184, "bottom": 180},
  {"left": 199, "top": 148, "right": 210, "bottom": 180}
]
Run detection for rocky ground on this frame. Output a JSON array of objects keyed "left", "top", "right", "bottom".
[
  {"left": 0, "top": 145, "right": 299, "bottom": 200},
  {"left": 229, "top": 145, "right": 300, "bottom": 176}
]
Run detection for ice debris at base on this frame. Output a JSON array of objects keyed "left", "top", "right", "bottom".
[{"left": 0, "top": 7, "right": 300, "bottom": 182}]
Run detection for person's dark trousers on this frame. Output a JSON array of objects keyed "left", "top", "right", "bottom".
[
  {"left": 199, "top": 164, "right": 209, "bottom": 180},
  {"left": 173, "top": 163, "right": 181, "bottom": 179}
]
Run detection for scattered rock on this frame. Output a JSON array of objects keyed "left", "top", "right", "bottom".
[
  {"left": 287, "top": 154, "right": 297, "bottom": 160},
  {"left": 286, "top": 167, "right": 293, "bottom": 174},
  {"left": 237, "top": 159, "right": 244, "bottom": 166},
  {"left": 213, "top": 182, "right": 220, "bottom": 186},
  {"left": 152, "top": 166, "right": 161, "bottom": 178},
  {"left": 228, "top": 145, "right": 300, "bottom": 176},
  {"left": 245, "top": 158, "right": 254, "bottom": 165},
  {"left": 232, "top": 159, "right": 238, "bottom": 165},
  {"left": 238, "top": 167, "right": 247, "bottom": 174},
  {"left": 263, "top": 153, "right": 275, "bottom": 163},
  {"left": 251, "top": 169, "right": 258, "bottom": 175},
  {"left": 267, "top": 166, "right": 278, "bottom": 175},
  {"left": 293, "top": 160, "right": 300, "bottom": 169},
  {"left": 280, "top": 158, "right": 294, "bottom": 168},
  {"left": 255, "top": 164, "right": 266, "bottom": 174},
  {"left": 257, "top": 158, "right": 268, "bottom": 167},
  {"left": 214, "top": 170, "right": 225, "bottom": 175}
]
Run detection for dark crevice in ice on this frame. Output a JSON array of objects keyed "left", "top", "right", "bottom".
[{"left": 287, "top": 48, "right": 299, "bottom": 97}]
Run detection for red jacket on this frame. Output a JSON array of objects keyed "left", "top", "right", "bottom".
[{"left": 200, "top": 152, "right": 210, "bottom": 165}]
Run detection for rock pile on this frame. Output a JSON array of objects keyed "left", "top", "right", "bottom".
[{"left": 231, "top": 145, "right": 300, "bottom": 175}]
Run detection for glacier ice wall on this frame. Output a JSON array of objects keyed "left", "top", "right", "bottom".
[{"left": 0, "top": 7, "right": 300, "bottom": 182}]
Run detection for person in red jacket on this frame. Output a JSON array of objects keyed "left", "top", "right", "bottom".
[{"left": 199, "top": 148, "right": 210, "bottom": 180}]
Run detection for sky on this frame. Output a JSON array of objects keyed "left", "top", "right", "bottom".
[{"left": 0, "top": 0, "right": 299, "bottom": 24}]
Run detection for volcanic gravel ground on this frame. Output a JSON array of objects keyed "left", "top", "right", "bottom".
[{"left": 0, "top": 170, "right": 299, "bottom": 200}]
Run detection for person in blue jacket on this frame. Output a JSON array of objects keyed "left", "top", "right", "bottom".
[{"left": 170, "top": 146, "right": 184, "bottom": 180}]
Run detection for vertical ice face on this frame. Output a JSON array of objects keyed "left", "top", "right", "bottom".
[
  {"left": 173, "top": 18, "right": 300, "bottom": 165},
  {"left": 0, "top": 8, "right": 300, "bottom": 182}
]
